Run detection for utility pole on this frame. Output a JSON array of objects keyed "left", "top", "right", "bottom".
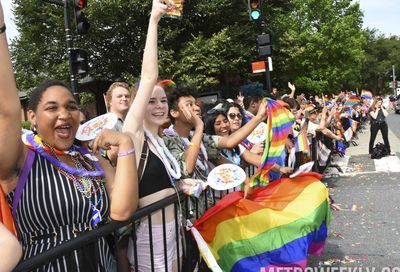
[
  {"left": 392, "top": 65, "right": 396, "bottom": 96},
  {"left": 260, "top": 14, "right": 272, "bottom": 95}
]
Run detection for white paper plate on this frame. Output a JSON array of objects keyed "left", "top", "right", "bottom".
[
  {"left": 207, "top": 164, "right": 246, "bottom": 191},
  {"left": 247, "top": 122, "right": 267, "bottom": 144},
  {"left": 75, "top": 113, "right": 118, "bottom": 141},
  {"left": 289, "top": 161, "right": 314, "bottom": 178}
]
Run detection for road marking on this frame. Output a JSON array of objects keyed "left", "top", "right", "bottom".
[{"left": 374, "top": 155, "right": 400, "bottom": 172}]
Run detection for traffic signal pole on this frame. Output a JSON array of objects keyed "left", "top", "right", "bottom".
[
  {"left": 63, "top": 0, "right": 79, "bottom": 100},
  {"left": 259, "top": 1, "right": 272, "bottom": 95}
]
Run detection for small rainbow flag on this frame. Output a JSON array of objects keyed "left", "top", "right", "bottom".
[
  {"left": 294, "top": 131, "right": 310, "bottom": 153},
  {"left": 249, "top": 98, "right": 295, "bottom": 187},
  {"left": 348, "top": 119, "right": 359, "bottom": 132},
  {"left": 344, "top": 127, "right": 353, "bottom": 142},
  {"left": 361, "top": 90, "right": 373, "bottom": 100},
  {"left": 191, "top": 173, "right": 331, "bottom": 271},
  {"left": 345, "top": 95, "right": 360, "bottom": 106}
]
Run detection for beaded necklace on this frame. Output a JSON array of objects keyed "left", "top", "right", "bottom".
[{"left": 23, "top": 134, "right": 105, "bottom": 227}]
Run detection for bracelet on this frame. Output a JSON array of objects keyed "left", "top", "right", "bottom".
[
  {"left": 188, "top": 142, "right": 200, "bottom": 149},
  {"left": 117, "top": 147, "right": 135, "bottom": 157},
  {"left": 0, "top": 24, "right": 6, "bottom": 34}
]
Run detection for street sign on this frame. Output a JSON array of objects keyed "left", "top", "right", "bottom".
[{"left": 251, "top": 61, "right": 266, "bottom": 73}]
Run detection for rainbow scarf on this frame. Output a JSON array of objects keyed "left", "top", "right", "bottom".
[
  {"left": 249, "top": 98, "right": 295, "bottom": 187},
  {"left": 191, "top": 173, "right": 331, "bottom": 271},
  {"left": 294, "top": 131, "right": 310, "bottom": 153}
]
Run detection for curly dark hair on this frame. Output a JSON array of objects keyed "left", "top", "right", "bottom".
[
  {"left": 167, "top": 85, "right": 198, "bottom": 122},
  {"left": 28, "top": 80, "right": 73, "bottom": 112}
]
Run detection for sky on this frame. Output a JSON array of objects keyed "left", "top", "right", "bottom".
[{"left": 2, "top": 0, "right": 400, "bottom": 43}]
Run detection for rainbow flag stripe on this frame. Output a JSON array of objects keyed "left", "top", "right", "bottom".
[
  {"left": 361, "top": 90, "right": 372, "bottom": 100},
  {"left": 345, "top": 96, "right": 360, "bottom": 106},
  {"left": 249, "top": 98, "right": 295, "bottom": 187},
  {"left": 294, "top": 131, "right": 310, "bottom": 153},
  {"left": 192, "top": 173, "right": 331, "bottom": 271},
  {"left": 348, "top": 119, "right": 359, "bottom": 131}
]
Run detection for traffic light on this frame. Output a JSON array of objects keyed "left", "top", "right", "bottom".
[
  {"left": 257, "top": 33, "right": 272, "bottom": 57},
  {"left": 71, "top": 49, "right": 88, "bottom": 77},
  {"left": 248, "top": 0, "right": 261, "bottom": 21},
  {"left": 73, "top": 0, "right": 90, "bottom": 34}
]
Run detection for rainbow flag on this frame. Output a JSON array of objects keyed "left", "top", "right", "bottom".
[
  {"left": 249, "top": 98, "right": 295, "bottom": 187},
  {"left": 294, "top": 131, "right": 310, "bottom": 153},
  {"left": 344, "top": 127, "right": 353, "bottom": 142},
  {"left": 345, "top": 95, "right": 360, "bottom": 106},
  {"left": 191, "top": 173, "right": 331, "bottom": 271},
  {"left": 348, "top": 119, "right": 359, "bottom": 132},
  {"left": 361, "top": 90, "right": 373, "bottom": 100}
]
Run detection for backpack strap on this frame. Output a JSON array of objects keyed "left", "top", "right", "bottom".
[
  {"left": 12, "top": 148, "right": 35, "bottom": 219},
  {"left": 138, "top": 138, "right": 149, "bottom": 181}
]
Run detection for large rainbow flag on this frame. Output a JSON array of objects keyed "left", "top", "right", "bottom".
[
  {"left": 249, "top": 98, "right": 295, "bottom": 187},
  {"left": 191, "top": 173, "right": 331, "bottom": 271}
]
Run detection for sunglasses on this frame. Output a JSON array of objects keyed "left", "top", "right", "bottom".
[{"left": 228, "top": 113, "right": 243, "bottom": 120}]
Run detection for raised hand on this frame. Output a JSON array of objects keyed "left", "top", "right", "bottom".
[
  {"left": 288, "top": 82, "right": 296, "bottom": 92},
  {"left": 236, "top": 92, "right": 244, "bottom": 107},
  {"left": 91, "top": 129, "right": 132, "bottom": 154},
  {"left": 151, "top": 0, "right": 175, "bottom": 21},
  {"left": 181, "top": 103, "right": 204, "bottom": 129},
  {"left": 255, "top": 99, "right": 267, "bottom": 121}
]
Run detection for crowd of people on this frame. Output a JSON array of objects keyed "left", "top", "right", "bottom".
[{"left": 0, "top": 0, "right": 393, "bottom": 271}]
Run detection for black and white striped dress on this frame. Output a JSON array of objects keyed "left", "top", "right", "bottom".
[{"left": 7, "top": 151, "right": 115, "bottom": 272}]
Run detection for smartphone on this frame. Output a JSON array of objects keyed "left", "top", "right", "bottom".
[{"left": 165, "top": 0, "right": 184, "bottom": 19}]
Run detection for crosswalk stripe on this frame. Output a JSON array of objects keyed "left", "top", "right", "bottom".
[{"left": 374, "top": 155, "right": 400, "bottom": 172}]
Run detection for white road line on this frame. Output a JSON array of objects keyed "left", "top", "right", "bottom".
[{"left": 374, "top": 155, "right": 400, "bottom": 173}]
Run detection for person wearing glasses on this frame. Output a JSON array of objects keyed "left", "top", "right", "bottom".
[{"left": 226, "top": 101, "right": 264, "bottom": 155}]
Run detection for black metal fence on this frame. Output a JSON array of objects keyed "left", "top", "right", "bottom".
[{"left": 13, "top": 122, "right": 365, "bottom": 271}]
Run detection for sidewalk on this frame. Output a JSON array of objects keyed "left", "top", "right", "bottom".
[
  {"left": 326, "top": 114, "right": 400, "bottom": 176},
  {"left": 347, "top": 121, "right": 400, "bottom": 156}
]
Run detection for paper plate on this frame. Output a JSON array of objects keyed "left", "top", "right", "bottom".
[
  {"left": 247, "top": 122, "right": 267, "bottom": 144},
  {"left": 207, "top": 164, "right": 246, "bottom": 191},
  {"left": 289, "top": 161, "right": 314, "bottom": 178},
  {"left": 75, "top": 113, "right": 118, "bottom": 141}
]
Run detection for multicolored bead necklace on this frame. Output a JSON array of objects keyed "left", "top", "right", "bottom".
[{"left": 23, "top": 133, "right": 105, "bottom": 227}]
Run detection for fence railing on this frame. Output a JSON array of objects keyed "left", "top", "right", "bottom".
[{"left": 13, "top": 120, "right": 365, "bottom": 271}]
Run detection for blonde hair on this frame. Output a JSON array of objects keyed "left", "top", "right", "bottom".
[{"left": 105, "top": 82, "right": 130, "bottom": 108}]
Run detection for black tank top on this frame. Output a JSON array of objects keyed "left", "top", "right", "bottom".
[{"left": 139, "top": 149, "right": 173, "bottom": 198}]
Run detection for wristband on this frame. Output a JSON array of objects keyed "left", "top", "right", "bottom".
[
  {"left": 0, "top": 24, "right": 6, "bottom": 34},
  {"left": 188, "top": 142, "right": 200, "bottom": 149},
  {"left": 117, "top": 147, "right": 135, "bottom": 157}
]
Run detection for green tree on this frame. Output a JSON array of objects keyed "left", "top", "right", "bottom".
[
  {"left": 361, "top": 30, "right": 400, "bottom": 95},
  {"left": 11, "top": 0, "right": 369, "bottom": 98}
]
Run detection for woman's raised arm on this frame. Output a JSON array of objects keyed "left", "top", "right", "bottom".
[
  {"left": 123, "top": 0, "right": 170, "bottom": 139},
  {"left": 0, "top": 3, "right": 25, "bottom": 180}
]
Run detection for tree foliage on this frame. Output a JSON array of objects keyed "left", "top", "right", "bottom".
[{"left": 10, "top": 0, "right": 395, "bottom": 97}]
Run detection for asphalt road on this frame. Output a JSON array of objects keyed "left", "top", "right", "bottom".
[{"left": 308, "top": 113, "right": 400, "bottom": 269}]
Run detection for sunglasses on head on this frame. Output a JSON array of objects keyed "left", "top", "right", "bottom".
[{"left": 228, "top": 113, "right": 243, "bottom": 120}]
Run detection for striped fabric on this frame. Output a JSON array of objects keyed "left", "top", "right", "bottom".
[
  {"left": 348, "top": 119, "right": 359, "bottom": 131},
  {"left": 344, "top": 95, "right": 360, "bottom": 106},
  {"left": 192, "top": 173, "right": 331, "bottom": 271},
  {"left": 7, "top": 152, "right": 114, "bottom": 271},
  {"left": 361, "top": 90, "right": 373, "bottom": 100},
  {"left": 294, "top": 131, "right": 310, "bottom": 153},
  {"left": 249, "top": 98, "right": 295, "bottom": 187}
]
